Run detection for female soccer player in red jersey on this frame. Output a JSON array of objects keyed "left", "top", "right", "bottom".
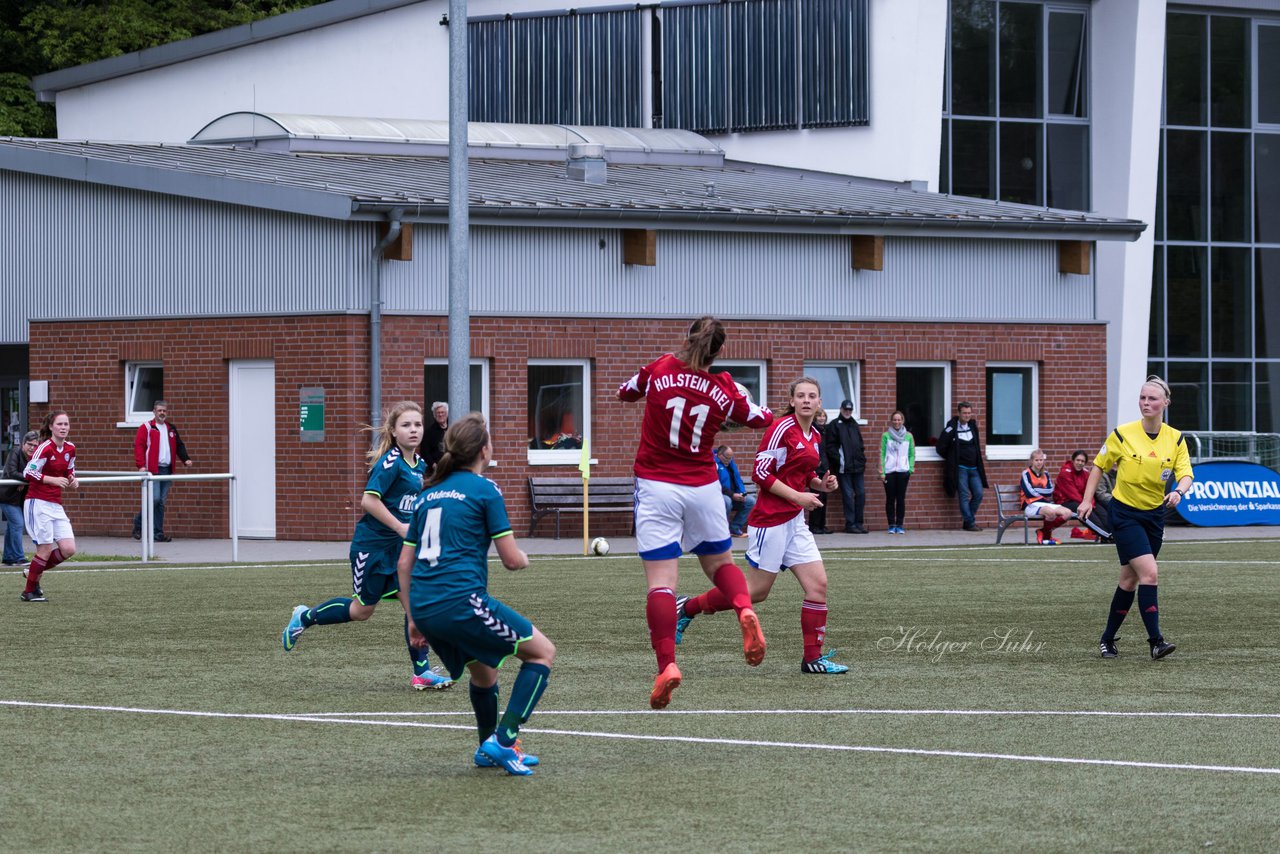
[
  {"left": 618, "top": 316, "right": 773, "bottom": 708},
  {"left": 20, "top": 410, "right": 79, "bottom": 602},
  {"left": 677, "top": 377, "right": 849, "bottom": 674}
]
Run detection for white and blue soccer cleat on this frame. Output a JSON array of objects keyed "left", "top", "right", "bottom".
[
  {"left": 801, "top": 650, "right": 850, "bottom": 674},
  {"left": 282, "top": 605, "right": 307, "bottom": 652},
  {"left": 674, "top": 596, "right": 694, "bottom": 645},
  {"left": 477, "top": 734, "right": 534, "bottom": 776},
  {"left": 474, "top": 737, "right": 539, "bottom": 768}
]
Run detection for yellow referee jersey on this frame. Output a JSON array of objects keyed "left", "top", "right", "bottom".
[{"left": 1094, "top": 420, "right": 1193, "bottom": 511}]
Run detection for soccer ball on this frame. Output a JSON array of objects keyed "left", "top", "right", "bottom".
[{"left": 590, "top": 537, "right": 610, "bottom": 556}]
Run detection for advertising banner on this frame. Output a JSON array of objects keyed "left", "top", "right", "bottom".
[{"left": 1175, "top": 461, "right": 1280, "bottom": 527}]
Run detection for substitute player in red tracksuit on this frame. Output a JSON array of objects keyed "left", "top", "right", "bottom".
[
  {"left": 20, "top": 410, "right": 79, "bottom": 602},
  {"left": 619, "top": 316, "right": 773, "bottom": 709},
  {"left": 676, "top": 376, "right": 848, "bottom": 673}
]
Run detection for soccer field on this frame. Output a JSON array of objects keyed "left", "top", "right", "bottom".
[{"left": 4, "top": 539, "right": 1280, "bottom": 852}]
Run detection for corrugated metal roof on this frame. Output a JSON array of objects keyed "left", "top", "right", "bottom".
[{"left": 0, "top": 137, "right": 1146, "bottom": 239}]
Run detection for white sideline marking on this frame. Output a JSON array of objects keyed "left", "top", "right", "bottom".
[
  {"left": 3, "top": 699, "right": 1279, "bottom": 776},
  {"left": 294, "top": 708, "right": 1280, "bottom": 720}
]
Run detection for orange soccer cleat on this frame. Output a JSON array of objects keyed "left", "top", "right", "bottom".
[
  {"left": 738, "top": 608, "right": 766, "bottom": 666},
  {"left": 649, "top": 662, "right": 682, "bottom": 709}
]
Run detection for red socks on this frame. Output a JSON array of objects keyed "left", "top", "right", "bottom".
[
  {"left": 44, "top": 548, "right": 65, "bottom": 571},
  {"left": 646, "top": 587, "right": 678, "bottom": 671},
  {"left": 685, "top": 564, "right": 752, "bottom": 618},
  {"left": 801, "top": 600, "right": 828, "bottom": 662},
  {"left": 24, "top": 555, "right": 48, "bottom": 594}
]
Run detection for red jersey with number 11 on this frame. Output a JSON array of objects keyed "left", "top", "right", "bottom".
[{"left": 619, "top": 353, "right": 772, "bottom": 486}]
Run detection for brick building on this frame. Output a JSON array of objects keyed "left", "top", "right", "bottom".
[{"left": 4, "top": 122, "right": 1133, "bottom": 539}]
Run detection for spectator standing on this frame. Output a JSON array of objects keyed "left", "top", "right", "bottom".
[
  {"left": 132, "top": 400, "right": 192, "bottom": 542},
  {"left": 2, "top": 431, "right": 38, "bottom": 565},
  {"left": 808, "top": 408, "right": 830, "bottom": 534},
  {"left": 423, "top": 401, "right": 449, "bottom": 473},
  {"left": 715, "top": 445, "right": 754, "bottom": 537},
  {"left": 879, "top": 411, "right": 915, "bottom": 534},
  {"left": 825, "top": 399, "right": 867, "bottom": 534},
  {"left": 936, "top": 401, "right": 989, "bottom": 531}
]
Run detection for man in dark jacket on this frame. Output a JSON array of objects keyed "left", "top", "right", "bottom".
[
  {"left": 132, "top": 400, "right": 192, "bottom": 542},
  {"left": 2, "top": 431, "right": 37, "bottom": 565},
  {"left": 825, "top": 399, "right": 867, "bottom": 534},
  {"left": 935, "top": 401, "right": 989, "bottom": 531}
]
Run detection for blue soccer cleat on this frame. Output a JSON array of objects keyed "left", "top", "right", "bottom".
[
  {"left": 477, "top": 734, "right": 534, "bottom": 776},
  {"left": 801, "top": 650, "right": 850, "bottom": 674},
  {"left": 282, "top": 605, "right": 307, "bottom": 652},
  {"left": 674, "top": 596, "right": 694, "bottom": 645},
  {"left": 474, "top": 737, "right": 539, "bottom": 768}
]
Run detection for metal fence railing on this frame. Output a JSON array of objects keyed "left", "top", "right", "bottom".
[
  {"left": 0, "top": 471, "right": 238, "bottom": 563},
  {"left": 1183, "top": 432, "right": 1280, "bottom": 473}
]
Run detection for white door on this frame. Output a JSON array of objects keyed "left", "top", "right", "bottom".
[{"left": 229, "top": 360, "right": 276, "bottom": 538}]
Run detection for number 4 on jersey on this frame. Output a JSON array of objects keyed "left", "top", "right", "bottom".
[{"left": 417, "top": 506, "right": 443, "bottom": 566}]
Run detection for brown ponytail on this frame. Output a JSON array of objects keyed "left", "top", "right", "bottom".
[
  {"left": 676, "top": 315, "right": 726, "bottom": 373},
  {"left": 426, "top": 412, "right": 490, "bottom": 487}
]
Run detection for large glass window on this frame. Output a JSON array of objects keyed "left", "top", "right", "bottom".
[
  {"left": 985, "top": 363, "right": 1037, "bottom": 457},
  {"left": 1259, "top": 363, "right": 1280, "bottom": 432},
  {"left": 942, "top": 0, "right": 1090, "bottom": 210},
  {"left": 424, "top": 360, "right": 489, "bottom": 422},
  {"left": 804, "top": 361, "right": 861, "bottom": 420},
  {"left": 125, "top": 362, "right": 163, "bottom": 422},
  {"left": 896, "top": 362, "right": 951, "bottom": 460},
  {"left": 527, "top": 360, "right": 590, "bottom": 464},
  {"left": 717, "top": 361, "right": 768, "bottom": 408},
  {"left": 1152, "top": 13, "right": 1280, "bottom": 431}
]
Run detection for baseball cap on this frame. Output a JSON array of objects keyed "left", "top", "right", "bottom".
[{"left": 840, "top": 400, "right": 854, "bottom": 410}]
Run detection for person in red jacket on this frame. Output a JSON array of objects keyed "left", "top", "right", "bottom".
[
  {"left": 132, "top": 400, "right": 192, "bottom": 542},
  {"left": 1048, "top": 449, "right": 1110, "bottom": 541}
]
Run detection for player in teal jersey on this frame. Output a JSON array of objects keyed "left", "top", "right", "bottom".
[
  {"left": 399, "top": 413, "right": 555, "bottom": 776},
  {"left": 281, "top": 401, "right": 452, "bottom": 690}
]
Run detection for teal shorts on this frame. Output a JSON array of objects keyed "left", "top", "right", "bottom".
[
  {"left": 411, "top": 589, "right": 534, "bottom": 680},
  {"left": 349, "top": 540, "right": 400, "bottom": 606}
]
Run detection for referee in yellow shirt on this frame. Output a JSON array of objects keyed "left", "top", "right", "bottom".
[{"left": 1079, "top": 376, "right": 1192, "bottom": 660}]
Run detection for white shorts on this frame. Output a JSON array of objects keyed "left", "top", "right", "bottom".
[
  {"left": 1024, "top": 501, "right": 1066, "bottom": 519},
  {"left": 634, "top": 478, "right": 731, "bottom": 560},
  {"left": 24, "top": 498, "right": 74, "bottom": 545},
  {"left": 745, "top": 513, "right": 821, "bottom": 574}
]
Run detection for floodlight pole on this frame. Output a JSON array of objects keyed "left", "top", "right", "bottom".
[{"left": 448, "top": 0, "right": 471, "bottom": 419}]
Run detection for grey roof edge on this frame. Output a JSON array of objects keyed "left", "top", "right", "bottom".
[
  {"left": 0, "top": 142, "right": 354, "bottom": 220},
  {"left": 352, "top": 204, "right": 1146, "bottom": 241},
  {"left": 30, "top": 0, "right": 425, "bottom": 101}
]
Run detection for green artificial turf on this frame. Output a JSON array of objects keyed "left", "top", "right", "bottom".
[{"left": 3, "top": 538, "right": 1280, "bottom": 852}]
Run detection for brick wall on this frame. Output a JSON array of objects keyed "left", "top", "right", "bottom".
[{"left": 27, "top": 315, "right": 1108, "bottom": 540}]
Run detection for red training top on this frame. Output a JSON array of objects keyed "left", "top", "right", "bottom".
[
  {"left": 749, "top": 414, "right": 821, "bottom": 528},
  {"left": 24, "top": 438, "right": 76, "bottom": 504}
]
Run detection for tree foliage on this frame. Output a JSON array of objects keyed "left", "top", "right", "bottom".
[{"left": 1, "top": 0, "right": 327, "bottom": 138}]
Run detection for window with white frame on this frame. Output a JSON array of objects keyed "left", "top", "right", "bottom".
[
  {"left": 527, "top": 359, "right": 591, "bottom": 464},
  {"left": 424, "top": 359, "right": 489, "bottom": 422},
  {"left": 895, "top": 361, "right": 951, "bottom": 460},
  {"left": 716, "top": 360, "right": 768, "bottom": 409},
  {"left": 804, "top": 361, "right": 861, "bottom": 420},
  {"left": 125, "top": 362, "right": 163, "bottom": 422},
  {"left": 985, "top": 362, "right": 1039, "bottom": 458}
]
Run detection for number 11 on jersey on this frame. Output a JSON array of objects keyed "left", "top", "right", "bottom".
[{"left": 666, "top": 396, "right": 710, "bottom": 452}]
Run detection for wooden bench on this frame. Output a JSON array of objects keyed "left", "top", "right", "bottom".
[
  {"left": 528, "top": 476, "right": 635, "bottom": 539},
  {"left": 994, "top": 483, "right": 1032, "bottom": 544}
]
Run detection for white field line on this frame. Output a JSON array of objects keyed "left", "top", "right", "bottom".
[
  {"left": 8, "top": 550, "right": 1280, "bottom": 576},
  {"left": 3, "top": 699, "right": 1279, "bottom": 777},
  {"left": 292, "top": 708, "right": 1280, "bottom": 720}
]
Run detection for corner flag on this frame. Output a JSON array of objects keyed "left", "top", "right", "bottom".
[{"left": 580, "top": 439, "right": 591, "bottom": 554}]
